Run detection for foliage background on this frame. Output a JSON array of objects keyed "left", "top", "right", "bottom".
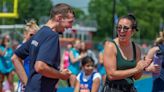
[{"left": 89, "top": 0, "right": 164, "bottom": 42}]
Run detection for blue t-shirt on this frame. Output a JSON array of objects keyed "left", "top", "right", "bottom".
[
  {"left": 159, "top": 44, "right": 164, "bottom": 81},
  {"left": 18, "top": 43, "right": 31, "bottom": 77},
  {"left": 97, "top": 49, "right": 106, "bottom": 75},
  {"left": 24, "top": 56, "right": 30, "bottom": 77},
  {"left": 0, "top": 46, "right": 14, "bottom": 74},
  {"left": 17, "top": 44, "right": 31, "bottom": 92},
  {"left": 79, "top": 72, "right": 96, "bottom": 91},
  {"left": 15, "top": 26, "right": 60, "bottom": 92},
  {"left": 68, "top": 48, "right": 80, "bottom": 75}
]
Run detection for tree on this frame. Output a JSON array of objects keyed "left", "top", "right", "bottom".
[
  {"left": 15, "top": 0, "right": 52, "bottom": 24},
  {"left": 0, "top": 1, "right": 86, "bottom": 25},
  {"left": 73, "top": 8, "right": 85, "bottom": 19},
  {"left": 0, "top": 0, "right": 53, "bottom": 25},
  {"left": 89, "top": 0, "right": 164, "bottom": 41},
  {"left": 89, "top": 0, "right": 113, "bottom": 41}
]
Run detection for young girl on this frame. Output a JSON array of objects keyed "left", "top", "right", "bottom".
[
  {"left": 0, "top": 35, "right": 14, "bottom": 92},
  {"left": 74, "top": 56, "right": 101, "bottom": 92},
  {"left": 69, "top": 39, "right": 86, "bottom": 87},
  {"left": 17, "top": 20, "right": 39, "bottom": 92}
]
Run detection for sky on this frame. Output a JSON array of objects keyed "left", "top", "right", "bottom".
[{"left": 52, "top": 0, "right": 90, "bottom": 14}]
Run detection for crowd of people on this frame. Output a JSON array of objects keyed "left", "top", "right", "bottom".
[{"left": 0, "top": 3, "right": 163, "bottom": 92}]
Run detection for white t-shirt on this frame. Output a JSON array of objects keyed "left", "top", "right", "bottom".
[{"left": 76, "top": 71, "right": 101, "bottom": 82}]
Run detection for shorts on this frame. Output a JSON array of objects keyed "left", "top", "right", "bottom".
[{"left": 102, "top": 82, "right": 137, "bottom": 92}]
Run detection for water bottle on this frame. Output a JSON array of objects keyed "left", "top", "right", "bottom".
[
  {"left": 153, "top": 54, "right": 161, "bottom": 65},
  {"left": 152, "top": 51, "right": 162, "bottom": 78}
]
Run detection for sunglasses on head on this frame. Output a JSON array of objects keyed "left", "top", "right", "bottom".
[{"left": 116, "top": 25, "right": 131, "bottom": 32}]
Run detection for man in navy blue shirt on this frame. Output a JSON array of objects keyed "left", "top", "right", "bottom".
[{"left": 11, "top": 3, "right": 74, "bottom": 92}]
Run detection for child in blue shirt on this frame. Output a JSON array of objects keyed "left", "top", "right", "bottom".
[{"left": 74, "top": 56, "right": 101, "bottom": 92}]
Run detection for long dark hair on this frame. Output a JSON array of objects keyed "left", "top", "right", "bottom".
[
  {"left": 81, "top": 56, "right": 94, "bottom": 66},
  {"left": 118, "top": 14, "right": 138, "bottom": 31},
  {"left": 1, "top": 35, "right": 10, "bottom": 47}
]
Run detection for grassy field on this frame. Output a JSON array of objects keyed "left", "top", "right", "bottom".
[
  {"left": 13, "top": 71, "right": 152, "bottom": 88},
  {"left": 11, "top": 72, "right": 152, "bottom": 92}
]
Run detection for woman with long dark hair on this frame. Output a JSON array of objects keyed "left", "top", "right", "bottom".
[
  {"left": 102, "top": 14, "right": 149, "bottom": 92},
  {"left": 0, "top": 35, "right": 14, "bottom": 92}
]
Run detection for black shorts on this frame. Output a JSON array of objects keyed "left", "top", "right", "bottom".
[{"left": 102, "top": 83, "right": 137, "bottom": 92}]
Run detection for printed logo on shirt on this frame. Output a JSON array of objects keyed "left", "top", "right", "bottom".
[
  {"left": 31, "top": 40, "right": 38, "bottom": 47},
  {"left": 80, "top": 84, "right": 90, "bottom": 92}
]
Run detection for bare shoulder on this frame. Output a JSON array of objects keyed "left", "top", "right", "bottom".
[
  {"left": 104, "top": 40, "right": 117, "bottom": 54},
  {"left": 104, "top": 40, "right": 115, "bottom": 49}
]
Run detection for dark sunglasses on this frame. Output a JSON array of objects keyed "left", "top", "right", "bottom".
[
  {"left": 29, "top": 34, "right": 34, "bottom": 37},
  {"left": 116, "top": 25, "right": 131, "bottom": 32}
]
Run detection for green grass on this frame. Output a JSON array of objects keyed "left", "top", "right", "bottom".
[
  {"left": 14, "top": 75, "right": 70, "bottom": 88},
  {"left": 13, "top": 74, "right": 19, "bottom": 82},
  {"left": 13, "top": 72, "right": 152, "bottom": 88},
  {"left": 58, "top": 80, "right": 69, "bottom": 88}
]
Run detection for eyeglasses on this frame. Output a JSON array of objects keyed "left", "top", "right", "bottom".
[{"left": 116, "top": 25, "right": 131, "bottom": 32}]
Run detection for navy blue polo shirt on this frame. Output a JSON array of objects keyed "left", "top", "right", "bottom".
[
  {"left": 15, "top": 26, "right": 61, "bottom": 92},
  {"left": 159, "top": 44, "right": 164, "bottom": 81}
]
